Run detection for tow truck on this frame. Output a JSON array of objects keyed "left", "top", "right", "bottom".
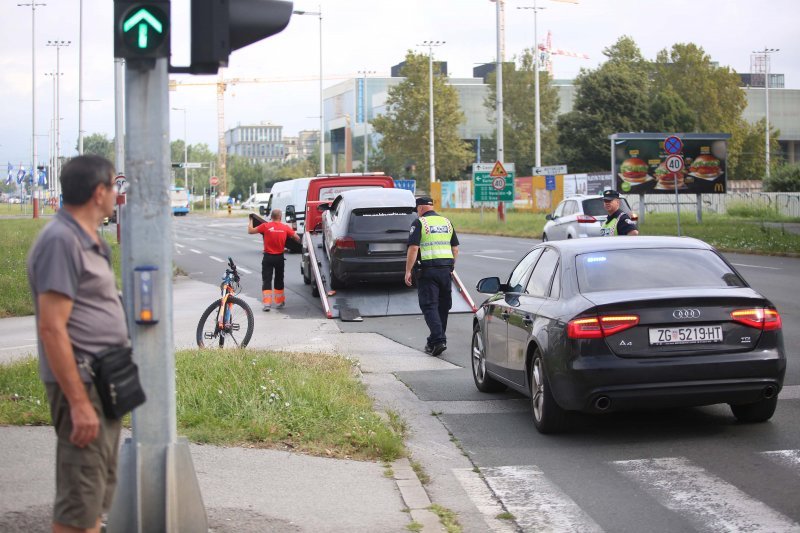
[{"left": 296, "top": 174, "right": 477, "bottom": 321}]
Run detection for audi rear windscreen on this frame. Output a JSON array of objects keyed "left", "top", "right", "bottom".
[
  {"left": 576, "top": 248, "right": 746, "bottom": 293},
  {"left": 349, "top": 208, "right": 416, "bottom": 233}
]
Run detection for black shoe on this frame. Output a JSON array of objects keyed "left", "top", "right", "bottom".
[
  {"left": 431, "top": 343, "right": 447, "bottom": 357},
  {"left": 424, "top": 344, "right": 434, "bottom": 355}
]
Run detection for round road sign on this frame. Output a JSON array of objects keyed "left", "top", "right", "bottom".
[
  {"left": 115, "top": 175, "right": 128, "bottom": 194},
  {"left": 209, "top": 175, "right": 219, "bottom": 187},
  {"left": 664, "top": 135, "right": 683, "bottom": 155},
  {"left": 665, "top": 155, "right": 684, "bottom": 173},
  {"left": 491, "top": 177, "right": 506, "bottom": 191}
]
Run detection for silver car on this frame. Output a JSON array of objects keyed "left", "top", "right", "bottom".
[{"left": 542, "top": 194, "right": 635, "bottom": 241}]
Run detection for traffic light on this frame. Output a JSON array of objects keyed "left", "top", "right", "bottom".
[
  {"left": 188, "top": 0, "right": 293, "bottom": 74},
  {"left": 114, "top": 1, "right": 170, "bottom": 62}
]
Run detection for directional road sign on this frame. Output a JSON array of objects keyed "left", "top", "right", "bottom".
[
  {"left": 532, "top": 165, "right": 568, "bottom": 176},
  {"left": 474, "top": 162, "right": 515, "bottom": 202}
]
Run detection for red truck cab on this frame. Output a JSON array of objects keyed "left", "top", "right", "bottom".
[{"left": 304, "top": 174, "right": 396, "bottom": 233}]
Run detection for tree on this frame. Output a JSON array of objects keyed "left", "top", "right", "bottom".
[
  {"left": 81, "top": 133, "right": 115, "bottom": 163},
  {"left": 557, "top": 37, "right": 652, "bottom": 171},
  {"left": 648, "top": 84, "right": 696, "bottom": 133},
  {"left": 483, "top": 48, "right": 561, "bottom": 171},
  {"left": 763, "top": 163, "right": 800, "bottom": 192},
  {"left": 726, "top": 118, "right": 782, "bottom": 180},
  {"left": 652, "top": 43, "right": 745, "bottom": 133},
  {"left": 371, "top": 51, "right": 473, "bottom": 188}
]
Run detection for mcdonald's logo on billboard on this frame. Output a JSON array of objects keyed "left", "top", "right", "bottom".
[{"left": 714, "top": 183, "right": 724, "bottom": 192}]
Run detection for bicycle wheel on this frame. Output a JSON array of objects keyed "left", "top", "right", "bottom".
[{"left": 196, "top": 296, "right": 254, "bottom": 349}]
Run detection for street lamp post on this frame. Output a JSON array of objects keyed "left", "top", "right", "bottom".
[
  {"left": 18, "top": 1, "right": 46, "bottom": 218},
  {"left": 78, "top": 0, "right": 84, "bottom": 154},
  {"left": 293, "top": 7, "right": 324, "bottom": 174},
  {"left": 47, "top": 40, "right": 70, "bottom": 202},
  {"left": 518, "top": 3, "right": 545, "bottom": 167},
  {"left": 419, "top": 41, "right": 445, "bottom": 186},
  {"left": 358, "top": 69, "right": 376, "bottom": 172},
  {"left": 753, "top": 47, "right": 780, "bottom": 178},
  {"left": 172, "top": 107, "right": 188, "bottom": 189}
]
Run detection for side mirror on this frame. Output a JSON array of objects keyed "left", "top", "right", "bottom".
[
  {"left": 476, "top": 277, "right": 502, "bottom": 294},
  {"left": 285, "top": 204, "right": 295, "bottom": 222},
  {"left": 545, "top": 214, "right": 554, "bottom": 221}
]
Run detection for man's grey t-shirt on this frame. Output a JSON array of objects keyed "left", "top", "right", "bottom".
[{"left": 27, "top": 210, "right": 128, "bottom": 383}]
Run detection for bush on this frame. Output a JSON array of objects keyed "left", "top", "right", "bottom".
[
  {"left": 763, "top": 164, "right": 800, "bottom": 192},
  {"left": 725, "top": 200, "right": 776, "bottom": 218}
]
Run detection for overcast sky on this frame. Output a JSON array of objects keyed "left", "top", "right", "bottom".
[{"left": 2, "top": 0, "right": 797, "bottom": 167}]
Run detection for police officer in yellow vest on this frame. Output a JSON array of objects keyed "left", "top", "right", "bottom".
[
  {"left": 600, "top": 189, "right": 639, "bottom": 236},
  {"left": 405, "top": 196, "right": 460, "bottom": 356}
]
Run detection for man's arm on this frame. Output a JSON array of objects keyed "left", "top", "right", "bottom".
[
  {"left": 452, "top": 246, "right": 459, "bottom": 264},
  {"left": 37, "top": 292, "right": 99, "bottom": 448},
  {"left": 404, "top": 245, "right": 420, "bottom": 287},
  {"left": 247, "top": 216, "right": 260, "bottom": 235}
]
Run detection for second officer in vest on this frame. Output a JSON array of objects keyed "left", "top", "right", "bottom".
[
  {"left": 405, "top": 196, "right": 460, "bottom": 356},
  {"left": 600, "top": 189, "right": 639, "bottom": 237}
]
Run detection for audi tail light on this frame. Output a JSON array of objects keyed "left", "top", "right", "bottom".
[
  {"left": 568, "top": 315, "right": 640, "bottom": 339},
  {"left": 731, "top": 308, "right": 782, "bottom": 331},
  {"left": 334, "top": 237, "right": 356, "bottom": 250},
  {"left": 576, "top": 215, "right": 597, "bottom": 223}
]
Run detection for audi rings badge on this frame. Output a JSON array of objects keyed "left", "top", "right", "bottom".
[{"left": 673, "top": 309, "right": 701, "bottom": 319}]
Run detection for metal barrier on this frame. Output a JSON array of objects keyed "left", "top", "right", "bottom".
[{"left": 626, "top": 192, "right": 800, "bottom": 218}]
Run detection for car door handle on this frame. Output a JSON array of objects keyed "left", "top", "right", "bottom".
[
  {"left": 501, "top": 311, "right": 511, "bottom": 321},
  {"left": 523, "top": 316, "right": 533, "bottom": 326}
]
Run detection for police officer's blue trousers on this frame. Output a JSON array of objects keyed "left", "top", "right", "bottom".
[{"left": 417, "top": 267, "right": 452, "bottom": 346}]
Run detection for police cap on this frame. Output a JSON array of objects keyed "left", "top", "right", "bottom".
[
  {"left": 415, "top": 196, "right": 434, "bottom": 207},
  {"left": 602, "top": 189, "right": 620, "bottom": 201}
]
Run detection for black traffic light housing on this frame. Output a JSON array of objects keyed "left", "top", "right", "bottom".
[
  {"left": 114, "top": 0, "right": 171, "bottom": 65},
  {"left": 171, "top": 0, "right": 293, "bottom": 75}
]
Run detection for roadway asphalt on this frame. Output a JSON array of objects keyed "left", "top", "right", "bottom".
[{"left": 0, "top": 276, "right": 503, "bottom": 533}]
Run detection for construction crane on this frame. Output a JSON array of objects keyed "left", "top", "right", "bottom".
[
  {"left": 169, "top": 70, "right": 358, "bottom": 194},
  {"left": 538, "top": 30, "right": 589, "bottom": 77}
]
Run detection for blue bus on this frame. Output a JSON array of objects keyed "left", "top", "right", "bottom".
[{"left": 170, "top": 187, "right": 190, "bottom": 216}]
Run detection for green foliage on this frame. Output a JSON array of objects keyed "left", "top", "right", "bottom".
[
  {"left": 81, "top": 133, "right": 116, "bottom": 163},
  {"left": 727, "top": 118, "right": 782, "bottom": 180},
  {"left": 0, "top": 358, "right": 49, "bottom": 425},
  {"left": 372, "top": 51, "right": 474, "bottom": 186},
  {"left": 483, "top": 49, "right": 561, "bottom": 170},
  {"left": 763, "top": 164, "right": 800, "bottom": 192},
  {"left": 725, "top": 200, "right": 777, "bottom": 218}
]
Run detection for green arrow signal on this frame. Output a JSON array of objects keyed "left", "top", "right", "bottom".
[{"left": 123, "top": 8, "right": 163, "bottom": 49}]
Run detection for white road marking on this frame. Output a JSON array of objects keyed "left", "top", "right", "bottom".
[
  {"left": 613, "top": 457, "right": 800, "bottom": 533},
  {"left": 480, "top": 465, "right": 604, "bottom": 533},
  {"left": 175, "top": 243, "right": 185, "bottom": 248},
  {"left": 452, "top": 468, "right": 517, "bottom": 533},
  {"left": 190, "top": 249, "right": 203, "bottom": 254},
  {"left": 760, "top": 450, "right": 800, "bottom": 475},
  {"left": 238, "top": 266, "right": 253, "bottom": 274},
  {"left": 475, "top": 255, "right": 515, "bottom": 262},
  {"left": 209, "top": 256, "right": 225, "bottom": 263},
  {"left": 780, "top": 385, "right": 800, "bottom": 400},
  {"left": 731, "top": 263, "right": 781, "bottom": 270}
]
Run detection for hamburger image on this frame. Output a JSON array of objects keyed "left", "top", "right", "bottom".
[
  {"left": 689, "top": 154, "right": 722, "bottom": 179},
  {"left": 619, "top": 157, "right": 650, "bottom": 183},
  {"left": 654, "top": 162, "right": 685, "bottom": 189}
]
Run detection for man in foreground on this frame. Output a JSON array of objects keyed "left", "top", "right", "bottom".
[
  {"left": 249, "top": 208, "right": 301, "bottom": 311},
  {"left": 404, "top": 196, "right": 459, "bottom": 356},
  {"left": 600, "top": 189, "right": 639, "bottom": 236},
  {"left": 27, "top": 155, "right": 129, "bottom": 533}
]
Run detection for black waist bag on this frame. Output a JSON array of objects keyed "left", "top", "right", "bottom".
[{"left": 88, "top": 346, "right": 147, "bottom": 420}]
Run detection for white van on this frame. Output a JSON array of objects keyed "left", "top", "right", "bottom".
[
  {"left": 241, "top": 192, "right": 271, "bottom": 212},
  {"left": 266, "top": 177, "right": 313, "bottom": 236}
]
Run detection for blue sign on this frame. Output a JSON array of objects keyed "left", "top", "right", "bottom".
[
  {"left": 664, "top": 135, "right": 683, "bottom": 155},
  {"left": 394, "top": 179, "right": 416, "bottom": 193},
  {"left": 545, "top": 175, "right": 556, "bottom": 191}
]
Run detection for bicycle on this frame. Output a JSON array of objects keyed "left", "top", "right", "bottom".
[{"left": 196, "top": 257, "right": 255, "bottom": 349}]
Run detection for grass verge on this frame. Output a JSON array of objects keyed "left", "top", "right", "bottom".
[
  {"left": 0, "top": 219, "right": 49, "bottom": 318},
  {"left": 441, "top": 209, "right": 800, "bottom": 256},
  {"left": 0, "top": 349, "right": 405, "bottom": 462}
]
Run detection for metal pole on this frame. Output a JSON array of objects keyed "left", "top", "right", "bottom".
[
  {"left": 319, "top": 8, "right": 324, "bottom": 174},
  {"left": 114, "top": 59, "right": 125, "bottom": 174},
  {"left": 109, "top": 57, "right": 206, "bottom": 532},
  {"left": 496, "top": 0, "right": 505, "bottom": 221},
  {"left": 47, "top": 41, "right": 70, "bottom": 202},
  {"left": 429, "top": 46, "right": 435, "bottom": 185},
  {"left": 78, "top": 0, "right": 84, "bottom": 154},
  {"left": 755, "top": 47, "right": 779, "bottom": 178},
  {"left": 19, "top": 2, "right": 46, "bottom": 217},
  {"left": 533, "top": 2, "right": 541, "bottom": 168},
  {"left": 362, "top": 71, "right": 369, "bottom": 172}
]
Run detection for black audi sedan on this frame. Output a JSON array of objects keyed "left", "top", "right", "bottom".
[{"left": 472, "top": 236, "right": 785, "bottom": 433}]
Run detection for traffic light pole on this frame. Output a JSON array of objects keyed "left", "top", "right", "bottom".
[{"left": 109, "top": 55, "right": 206, "bottom": 533}]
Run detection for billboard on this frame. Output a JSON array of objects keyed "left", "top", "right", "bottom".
[{"left": 610, "top": 133, "right": 730, "bottom": 194}]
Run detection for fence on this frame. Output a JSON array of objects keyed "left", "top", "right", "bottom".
[{"left": 625, "top": 193, "right": 800, "bottom": 218}]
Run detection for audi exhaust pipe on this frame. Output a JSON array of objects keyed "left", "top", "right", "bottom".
[
  {"left": 594, "top": 396, "right": 612, "bottom": 411},
  {"left": 763, "top": 385, "right": 777, "bottom": 399}
]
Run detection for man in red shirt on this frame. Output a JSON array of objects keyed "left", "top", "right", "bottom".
[{"left": 248, "top": 209, "right": 301, "bottom": 311}]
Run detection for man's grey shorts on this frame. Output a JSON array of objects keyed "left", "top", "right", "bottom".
[{"left": 46, "top": 382, "right": 122, "bottom": 529}]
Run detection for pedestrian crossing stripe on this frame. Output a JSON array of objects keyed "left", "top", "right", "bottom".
[
  {"left": 612, "top": 457, "right": 799, "bottom": 533},
  {"left": 455, "top": 451, "right": 800, "bottom": 533}
]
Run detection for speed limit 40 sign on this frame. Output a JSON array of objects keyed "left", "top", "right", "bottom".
[{"left": 665, "top": 155, "right": 684, "bottom": 173}]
